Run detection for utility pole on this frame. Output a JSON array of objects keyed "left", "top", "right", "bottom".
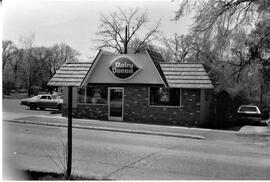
[
  {"left": 124, "top": 26, "right": 128, "bottom": 54},
  {"left": 67, "top": 86, "right": 72, "bottom": 179}
]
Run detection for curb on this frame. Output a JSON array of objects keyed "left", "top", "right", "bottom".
[
  {"left": 3, "top": 119, "right": 207, "bottom": 140},
  {"left": 10, "top": 114, "right": 239, "bottom": 134}
]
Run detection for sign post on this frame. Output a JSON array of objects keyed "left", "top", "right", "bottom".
[{"left": 67, "top": 86, "right": 72, "bottom": 179}]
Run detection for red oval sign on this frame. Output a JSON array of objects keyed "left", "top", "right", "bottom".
[{"left": 109, "top": 57, "right": 140, "bottom": 79}]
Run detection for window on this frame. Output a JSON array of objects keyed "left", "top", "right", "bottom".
[
  {"left": 40, "top": 95, "right": 50, "bottom": 100},
  {"left": 78, "top": 86, "right": 107, "bottom": 104},
  {"left": 77, "top": 87, "right": 86, "bottom": 103},
  {"left": 40, "top": 96, "right": 46, "bottom": 99},
  {"left": 239, "top": 106, "right": 258, "bottom": 113},
  {"left": 149, "top": 87, "right": 180, "bottom": 106}
]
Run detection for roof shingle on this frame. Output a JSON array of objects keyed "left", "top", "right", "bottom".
[
  {"left": 160, "top": 63, "right": 213, "bottom": 89},
  {"left": 48, "top": 62, "right": 92, "bottom": 86}
]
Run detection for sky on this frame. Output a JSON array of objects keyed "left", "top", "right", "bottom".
[{"left": 2, "top": 0, "right": 194, "bottom": 61}]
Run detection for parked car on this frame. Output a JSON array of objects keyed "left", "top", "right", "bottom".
[
  {"left": 236, "top": 105, "right": 269, "bottom": 125},
  {"left": 21, "top": 94, "right": 63, "bottom": 111}
]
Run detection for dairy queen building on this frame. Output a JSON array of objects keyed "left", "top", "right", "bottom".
[{"left": 48, "top": 49, "right": 214, "bottom": 127}]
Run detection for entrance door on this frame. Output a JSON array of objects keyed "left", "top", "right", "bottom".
[{"left": 108, "top": 88, "right": 124, "bottom": 121}]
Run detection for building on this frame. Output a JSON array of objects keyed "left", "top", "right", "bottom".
[{"left": 48, "top": 49, "right": 214, "bottom": 127}]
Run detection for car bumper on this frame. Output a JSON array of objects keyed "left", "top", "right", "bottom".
[
  {"left": 21, "top": 101, "right": 29, "bottom": 106},
  {"left": 237, "top": 116, "right": 265, "bottom": 124}
]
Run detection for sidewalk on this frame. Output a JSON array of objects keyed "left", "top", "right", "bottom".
[{"left": 3, "top": 112, "right": 270, "bottom": 141}]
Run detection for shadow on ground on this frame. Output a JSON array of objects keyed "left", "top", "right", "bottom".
[
  {"left": 24, "top": 108, "right": 62, "bottom": 115},
  {"left": 24, "top": 170, "right": 94, "bottom": 180}
]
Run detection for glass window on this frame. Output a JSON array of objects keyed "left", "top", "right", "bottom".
[
  {"left": 77, "top": 87, "right": 86, "bottom": 103},
  {"left": 86, "top": 86, "right": 108, "bottom": 104},
  {"left": 149, "top": 87, "right": 180, "bottom": 106},
  {"left": 239, "top": 106, "right": 258, "bottom": 112},
  {"left": 40, "top": 96, "right": 47, "bottom": 100}
]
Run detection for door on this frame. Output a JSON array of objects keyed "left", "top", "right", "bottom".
[
  {"left": 108, "top": 88, "right": 124, "bottom": 121},
  {"left": 45, "top": 95, "right": 57, "bottom": 108},
  {"left": 39, "top": 95, "right": 55, "bottom": 108},
  {"left": 39, "top": 95, "right": 50, "bottom": 108}
]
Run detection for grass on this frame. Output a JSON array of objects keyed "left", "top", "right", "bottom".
[{"left": 3, "top": 92, "right": 30, "bottom": 99}]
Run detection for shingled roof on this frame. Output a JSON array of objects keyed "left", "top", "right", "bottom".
[
  {"left": 160, "top": 63, "right": 213, "bottom": 89},
  {"left": 48, "top": 49, "right": 213, "bottom": 89},
  {"left": 48, "top": 62, "right": 92, "bottom": 86}
]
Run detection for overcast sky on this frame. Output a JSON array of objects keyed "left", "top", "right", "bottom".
[{"left": 3, "top": 0, "right": 193, "bottom": 60}]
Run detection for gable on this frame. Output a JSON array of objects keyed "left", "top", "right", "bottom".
[{"left": 82, "top": 52, "right": 166, "bottom": 86}]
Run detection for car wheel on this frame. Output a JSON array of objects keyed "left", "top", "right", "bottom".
[
  {"left": 39, "top": 107, "right": 45, "bottom": 110},
  {"left": 57, "top": 104, "right": 62, "bottom": 111},
  {"left": 29, "top": 103, "right": 37, "bottom": 110}
]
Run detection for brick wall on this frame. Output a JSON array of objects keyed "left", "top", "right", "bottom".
[
  {"left": 63, "top": 85, "right": 201, "bottom": 126},
  {"left": 62, "top": 103, "right": 108, "bottom": 120},
  {"left": 124, "top": 86, "right": 200, "bottom": 126}
]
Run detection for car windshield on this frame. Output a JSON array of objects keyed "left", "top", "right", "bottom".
[{"left": 239, "top": 106, "right": 257, "bottom": 112}]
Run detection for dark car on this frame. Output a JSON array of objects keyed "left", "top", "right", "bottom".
[
  {"left": 236, "top": 105, "right": 269, "bottom": 125},
  {"left": 21, "top": 94, "right": 63, "bottom": 111}
]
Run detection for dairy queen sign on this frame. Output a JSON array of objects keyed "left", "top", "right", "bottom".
[{"left": 109, "top": 57, "right": 140, "bottom": 79}]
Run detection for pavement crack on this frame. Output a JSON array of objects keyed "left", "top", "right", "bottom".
[
  {"left": 103, "top": 144, "right": 182, "bottom": 179},
  {"left": 103, "top": 152, "right": 157, "bottom": 179}
]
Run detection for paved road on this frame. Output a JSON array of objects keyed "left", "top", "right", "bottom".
[
  {"left": 3, "top": 99, "right": 270, "bottom": 180},
  {"left": 2, "top": 99, "right": 62, "bottom": 117},
  {"left": 3, "top": 122, "right": 270, "bottom": 180}
]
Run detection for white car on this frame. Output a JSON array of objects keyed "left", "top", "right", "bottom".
[
  {"left": 236, "top": 105, "right": 268, "bottom": 125},
  {"left": 21, "top": 94, "right": 63, "bottom": 111}
]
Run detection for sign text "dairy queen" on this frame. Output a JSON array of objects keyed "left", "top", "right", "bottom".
[{"left": 109, "top": 57, "right": 140, "bottom": 79}]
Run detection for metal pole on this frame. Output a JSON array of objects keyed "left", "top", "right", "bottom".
[
  {"left": 67, "top": 86, "right": 72, "bottom": 179},
  {"left": 124, "top": 26, "right": 127, "bottom": 54}
]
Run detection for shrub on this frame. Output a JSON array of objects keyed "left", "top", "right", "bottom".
[
  {"left": 214, "top": 88, "right": 250, "bottom": 128},
  {"left": 29, "top": 86, "right": 40, "bottom": 95},
  {"left": 3, "top": 81, "right": 16, "bottom": 95}
]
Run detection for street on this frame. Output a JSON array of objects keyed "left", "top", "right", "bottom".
[
  {"left": 2, "top": 98, "right": 62, "bottom": 118},
  {"left": 2, "top": 99, "right": 270, "bottom": 180}
]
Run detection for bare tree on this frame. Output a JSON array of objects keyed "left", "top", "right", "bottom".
[
  {"left": 19, "top": 33, "right": 35, "bottom": 96},
  {"left": 2, "top": 40, "right": 17, "bottom": 70},
  {"left": 173, "top": 0, "right": 260, "bottom": 32},
  {"left": 49, "top": 43, "right": 80, "bottom": 78},
  {"left": 95, "top": 8, "right": 161, "bottom": 53},
  {"left": 163, "top": 34, "right": 192, "bottom": 62},
  {"left": 173, "top": 1, "right": 268, "bottom": 73},
  {"left": 9, "top": 48, "right": 24, "bottom": 84}
]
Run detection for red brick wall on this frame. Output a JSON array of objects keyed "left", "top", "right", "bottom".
[{"left": 63, "top": 85, "right": 201, "bottom": 126}]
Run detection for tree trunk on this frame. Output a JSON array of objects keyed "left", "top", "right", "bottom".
[{"left": 28, "top": 72, "right": 31, "bottom": 96}]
